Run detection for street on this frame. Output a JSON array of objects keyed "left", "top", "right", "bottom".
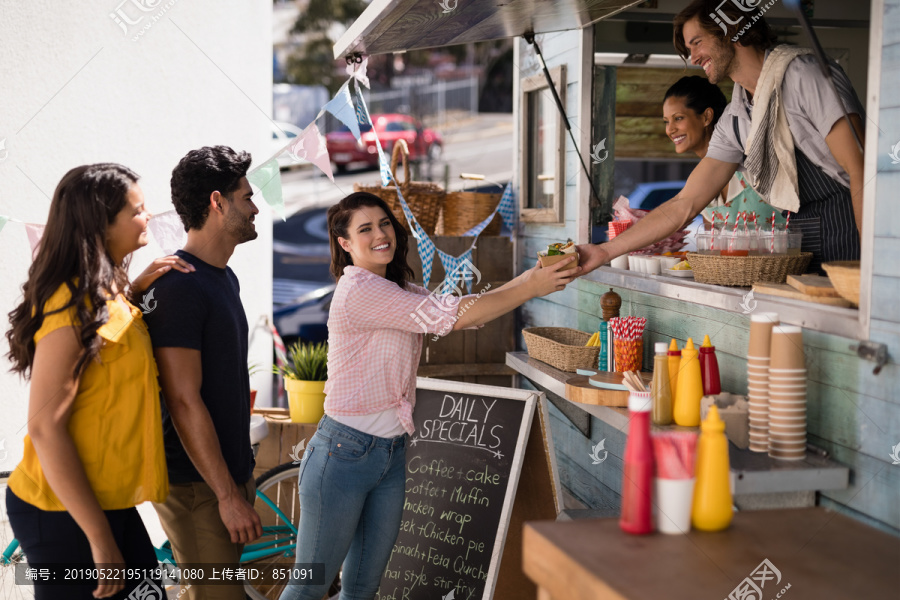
[{"left": 272, "top": 113, "right": 513, "bottom": 302}]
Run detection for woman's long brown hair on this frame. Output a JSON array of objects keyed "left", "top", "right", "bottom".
[
  {"left": 6, "top": 163, "right": 139, "bottom": 379},
  {"left": 327, "top": 192, "right": 415, "bottom": 289}
]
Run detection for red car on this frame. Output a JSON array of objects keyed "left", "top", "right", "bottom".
[{"left": 326, "top": 113, "right": 443, "bottom": 173}]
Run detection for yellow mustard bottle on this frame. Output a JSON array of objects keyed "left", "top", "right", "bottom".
[
  {"left": 667, "top": 338, "right": 681, "bottom": 398},
  {"left": 673, "top": 338, "right": 703, "bottom": 427},
  {"left": 691, "top": 405, "right": 733, "bottom": 531}
]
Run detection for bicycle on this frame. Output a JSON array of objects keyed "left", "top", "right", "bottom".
[{"left": 1, "top": 461, "right": 307, "bottom": 600}]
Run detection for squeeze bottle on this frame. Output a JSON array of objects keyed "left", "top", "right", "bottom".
[
  {"left": 619, "top": 391, "right": 654, "bottom": 535},
  {"left": 667, "top": 339, "right": 681, "bottom": 397},
  {"left": 691, "top": 405, "right": 733, "bottom": 531},
  {"left": 651, "top": 342, "right": 673, "bottom": 425},
  {"left": 673, "top": 338, "right": 703, "bottom": 427},
  {"left": 699, "top": 335, "right": 722, "bottom": 396}
]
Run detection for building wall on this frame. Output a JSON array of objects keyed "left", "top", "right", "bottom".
[
  {"left": 0, "top": 0, "right": 275, "bottom": 475},
  {"left": 514, "top": 11, "right": 899, "bottom": 535}
]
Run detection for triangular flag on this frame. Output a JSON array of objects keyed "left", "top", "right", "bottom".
[
  {"left": 322, "top": 81, "right": 360, "bottom": 140},
  {"left": 288, "top": 123, "right": 334, "bottom": 182},
  {"left": 497, "top": 183, "right": 517, "bottom": 238},
  {"left": 147, "top": 209, "right": 188, "bottom": 254},
  {"left": 346, "top": 57, "right": 370, "bottom": 89},
  {"left": 355, "top": 86, "right": 392, "bottom": 185},
  {"left": 247, "top": 158, "right": 286, "bottom": 221},
  {"left": 0, "top": 215, "right": 8, "bottom": 236},
  {"left": 462, "top": 209, "right": 497, "bottom": 238},
  {"left": 417, "top": 230, "right": 436, "bottom": 289},
  {"left": 24, "top": 223, "right": 45, "bottom": 258}
]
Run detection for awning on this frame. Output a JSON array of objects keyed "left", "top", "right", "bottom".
[{"left": 334, "top": 0, "right": 647, "bottom": 59}]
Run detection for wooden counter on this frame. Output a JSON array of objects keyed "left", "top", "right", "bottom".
[
  {"left": 507, "top": 351, "right": 849, "bottom": 496},
  {"left": 523, "top": 508, "right": 900, "bottom": 600}
]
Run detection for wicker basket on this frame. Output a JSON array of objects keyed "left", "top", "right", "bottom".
[
  {"left": 522, "top": 327, "right": 601, "bottom": 372},
  {"left": 687, "top": 252, "right": 813, "bottom": 286},
  {"left": 435, "top": 190, "right": 503, "bottom": 236},
  {"left": 353, "top": 139, "right": 445, "bottom": 235},
  {"left": 822, "top": 261, "right": 860, "bottom": 306}
]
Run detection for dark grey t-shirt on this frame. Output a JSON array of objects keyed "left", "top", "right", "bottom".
[{"left": 143, "top": 250, "right": 254, "bottom": 485}]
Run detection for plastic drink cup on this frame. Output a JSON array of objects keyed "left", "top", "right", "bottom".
[{"left": 655, "top": 478, "right": 695, "bottom": 534}]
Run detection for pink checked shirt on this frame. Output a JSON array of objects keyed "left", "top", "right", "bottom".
[{"left": 324, "top": 266, "right": 466, "bottom": 434}]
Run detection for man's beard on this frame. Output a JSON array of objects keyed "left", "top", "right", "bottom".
[
  {"left": 225, "top": 210, "right": 257, "bottom": 243},
  {"left": 707, "top": 41, "right": 736, "bottom": 85}
]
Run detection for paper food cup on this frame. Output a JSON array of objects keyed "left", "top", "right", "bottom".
[
  {"left": 538, "top": 252, "right": 579, "bottom": 271},
  {"left": 749, "top": 313, "right": 779, "bottom": 357},
  {"left": 654, "top": 478, "right": 695, "bottom": 535},
  {"left": 770, "top": 325, "right": 805, "bottom": 369}
]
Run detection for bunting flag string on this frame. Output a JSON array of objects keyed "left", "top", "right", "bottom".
[{"left": 2, "top": 57, "right": 519, "bottom": 290}]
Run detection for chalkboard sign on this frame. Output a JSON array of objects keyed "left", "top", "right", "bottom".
[{"left": 375, "top": 378, "right": 538, "bottom": 600}]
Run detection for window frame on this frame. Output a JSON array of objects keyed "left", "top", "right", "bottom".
[{"left": 520, "top": 65, "right": 567, "bottom": 223}]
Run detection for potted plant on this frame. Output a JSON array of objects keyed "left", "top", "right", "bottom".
[{"left": 275, "top": 341, "right": 328, "bottom": 423}]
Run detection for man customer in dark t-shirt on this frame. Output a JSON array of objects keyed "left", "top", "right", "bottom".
[{"left": 143, "top": 145, "right": 261, "bottom": 599}]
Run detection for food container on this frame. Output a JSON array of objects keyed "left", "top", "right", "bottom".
[{"left": 537, "top": 252, "right": 579, "bottom": 271}]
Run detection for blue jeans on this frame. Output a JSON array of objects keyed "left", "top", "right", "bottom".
[{"left": 279, "top": 415, "right": 407, "bottom": 600}]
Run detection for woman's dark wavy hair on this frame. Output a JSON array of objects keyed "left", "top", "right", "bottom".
[
  {"left": 6, "top": 164, "right": 139, "bottom": 379},
  {"left": 664, "top": 76, "right": 728, "bottom": 128},
  {"left": 327, "top": 192, "right": 414, "bottom": 289},
  {"left": 674, "top": 0, "right": 778, "bottom": 60}
]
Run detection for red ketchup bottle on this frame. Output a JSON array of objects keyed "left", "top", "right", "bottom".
[
  {"left": 699, "top": 334, "right": 721, "bottom": 396},
  {"left": 620, "top": 391, "right": 654, "bottom": 535}
]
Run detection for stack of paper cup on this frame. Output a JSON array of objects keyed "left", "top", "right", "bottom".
[
  {"left": 747, "top": 313, "right": 779, "bottom": 453},
  {"left": 768, "top": 325, "right": 807, "bottom": 460}
]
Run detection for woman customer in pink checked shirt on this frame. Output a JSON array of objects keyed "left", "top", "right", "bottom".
[{"left": 279, "top": 192, "right": 578, "bottom": 600}]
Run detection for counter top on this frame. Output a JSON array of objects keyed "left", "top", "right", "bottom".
[
  {"left": 582, "top": 266, "right": 861, "bottom": 340},
  {"left": 506, "top": 351, "right": 849, "bottom": 495},
  {"left": 523, "top": 508, "right": 900, "bottom": 600}
]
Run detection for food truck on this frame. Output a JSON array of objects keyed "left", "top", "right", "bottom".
[{"left": 333, "top": 0, "right": 899, "bottom": 597}]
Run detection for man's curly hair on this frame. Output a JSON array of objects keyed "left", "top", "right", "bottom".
[{"left": 170, "top": 145, "right": 252, "bottom": 232}]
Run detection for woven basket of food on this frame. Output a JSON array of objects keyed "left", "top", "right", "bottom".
[
  {"left": 522, "top": 327, "right": 600, "bottom": 372},
  {"left": 353, "top": 139, "right": 445, "bottom": 235},
  {"left": 687, "top": 252, "right": 813, "bottom": 286}
]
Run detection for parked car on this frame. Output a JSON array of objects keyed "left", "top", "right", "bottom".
[
  {"left": 273, "top": 283, "right": 334, "bottom": 348},
  {"left": 592, "top": 180, "right": 702, "bottom": 251},
  {"left": 271, "top": 121, "right": 305, "bottom": 170},
  {"left": 325, "top": 113, "right": 443, "bottom": 173}
]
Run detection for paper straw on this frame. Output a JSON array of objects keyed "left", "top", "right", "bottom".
[{"left": 785, "top": 212, "right": 791, "bottom": 230}]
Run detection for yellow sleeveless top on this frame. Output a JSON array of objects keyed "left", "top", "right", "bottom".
[{"left": 8, "top": 284, "right": 169, "bottom": 511}]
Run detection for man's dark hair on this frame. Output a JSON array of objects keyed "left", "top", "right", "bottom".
[
  {"left": 674, "top": 0, "right": 778, "bottom": 60},
  {"left": 170, "top": 145, "right": 252, "bottom": 231}
]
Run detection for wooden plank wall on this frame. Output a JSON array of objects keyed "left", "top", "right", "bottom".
[
  {"left": 615, "top": 68, "right": 734, "bottom": 159},
  {"left": 514, "top": 26, "right": 900, "bottom": 536}
]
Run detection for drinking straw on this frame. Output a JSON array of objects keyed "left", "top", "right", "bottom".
[
  {"left": 785, "top": 212, "right": 791, "bottom": 230},
  {"left": 652, "top": 432, "right": 698, "bottom": 479}
]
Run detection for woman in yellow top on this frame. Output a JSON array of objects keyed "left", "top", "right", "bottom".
[{"left": 4, "top": 163, "right": 193, "bottom": 599}]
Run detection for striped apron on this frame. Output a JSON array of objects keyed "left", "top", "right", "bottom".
[{"left": 733, "top": 117, "right": 860, "bottom": 273}]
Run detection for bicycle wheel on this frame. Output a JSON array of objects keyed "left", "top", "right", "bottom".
[
  {"left": 1, "top": 528, "right": 33, "bottom": 600},
  {"left": 243, "top": 462, "right": 302, "bottom": 600}
]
